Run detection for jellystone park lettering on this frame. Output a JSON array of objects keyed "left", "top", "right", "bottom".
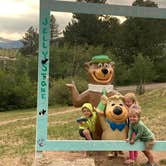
[{"left": 41, "top": 18, "right": 49, "bottom": 100}]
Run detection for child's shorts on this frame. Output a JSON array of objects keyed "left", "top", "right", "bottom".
[
  {"left": 79, "top": 129, "right": 85, "bottom": 138},
  {"left": 144, "top": 139, "right": 155, "bottom": 150},
  {"left": 79, "top": 129, "right": 93, "bottom": 140}
]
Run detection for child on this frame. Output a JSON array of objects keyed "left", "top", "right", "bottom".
[
  {"left": 77, "top": 103, "right": 96, "bottom": 140},
  {"left": 126, "top": 105, "right": 156, "bottom": 166},
  {"left": 124, "top": 93, "right": 139, "bottom": 164},
  {"left": 124, "top": 92, "right": 138, "bottom": 109}
]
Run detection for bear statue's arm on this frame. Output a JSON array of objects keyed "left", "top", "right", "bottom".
[
  {"left": 66, "top": 81, "right": 89, "bottom": 107},
  {"left": 72, "top": 90, "right": 89, "bottom": 107},
  {"left": 97, "top": 114, "right": 108, "bottom": 131}
]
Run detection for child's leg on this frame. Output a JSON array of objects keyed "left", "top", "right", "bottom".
[
  {"left": 132, "top": 132, "right": 138, "bottom": 160},
  {"left": 142, "top": 150, "right": 155, "bottom": 165},
  {"left": 129, "top": 151, "right": 135, "bottom": 160},
  {"left": 124, "top": 132, "right": 138, "bottom": 164},
  {"left": 83, "top": 129, "right": 92, "bottom": 140},
  {"left": 124, "top": 151, "right": 135, "bottom": 164},
  {"left": 143, "top": 140, "right": 155, "bottom": 165},
  {"left": 134, "top": 151, "right": 138, "bottom": 160}
]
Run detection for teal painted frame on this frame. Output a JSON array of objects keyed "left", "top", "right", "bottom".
[{"left": 36, "top": 0, "right": 166, "bottom": 152}]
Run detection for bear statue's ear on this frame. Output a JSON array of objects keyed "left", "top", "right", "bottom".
[
  {"left": 110, "top": 61, "right": 115, "bottom": 69},
  {"left": 117, "top": 93, "right": 124, "bottom": 100},
  {"left": 84, "top": 62, "right": 90, "bottom": 71}
]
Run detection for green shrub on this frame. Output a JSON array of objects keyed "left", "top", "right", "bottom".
[
  {"left": 49, "top": 76, "right": 88, "bottom": 106},
  {"left": 114, "top": 61, "right": 131, "bottom": 86},
  {"left": 154, "top": 55, "right": 166, "bottom": 82},
  {"left": 0, "top": 70, "right": 36, "bottom": 111}
]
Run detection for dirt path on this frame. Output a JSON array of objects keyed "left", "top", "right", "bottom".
[
  {"left": 116, "top": 82, "right": 166, "bottom": 92},
  {"left": 35, "top": 151, "right": 166, "bottom": 166},
  {"left": 0, "top": 108, "right": 79, "bottom": 126}
]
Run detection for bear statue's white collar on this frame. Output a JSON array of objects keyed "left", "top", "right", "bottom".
[{"left": 88, "top": 84, "right": 114, "bottom": 93}]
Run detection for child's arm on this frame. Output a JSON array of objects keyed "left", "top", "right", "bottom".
[
  {"left": 133, "top": 125, "right": 144, "bottom": 142},
  {"left": 128, "top": 124, "right": 133, "bottom": 140},
  {"left": 129, "top": 139, "right": 135, "bottom": 144}
]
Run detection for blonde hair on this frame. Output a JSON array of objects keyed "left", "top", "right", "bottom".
[
  {"left": 124, "top": 92, "right": 139, "bottom": 105},
  {"left": 129, "top": 104, "right": 142, "bottom": 119}
]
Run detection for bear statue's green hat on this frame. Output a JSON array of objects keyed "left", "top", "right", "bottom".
[{"left": 90, "top": 55, "right": 112, "bottom": 63}]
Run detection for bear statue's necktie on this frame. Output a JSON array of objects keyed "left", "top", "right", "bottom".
[{"left": 106, "top": 119, "right": 126, "bottom": 131}]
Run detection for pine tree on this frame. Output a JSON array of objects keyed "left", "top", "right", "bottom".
[
  {"left": 50, "top": 15, "right": 61, "bottom": 42},
  {"left": 63, "top": 0, "right": 111, "bottom": 45},
  {"left": 20, "top": 26, "right": 39, "bottom": 56}
]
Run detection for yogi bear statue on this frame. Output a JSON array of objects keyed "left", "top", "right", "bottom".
[{"left": 66, "top": 55, "right": 120, "bottom": 139}]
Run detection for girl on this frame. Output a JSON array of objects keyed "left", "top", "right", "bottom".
[
  {"left": 126, "top": 105, "right": 156, "bottom": 166},
  {"left": 124, "top": 93, "right": 139, "bottom": 164},
  {"left": 124, "top": 92, "right": 138, "bottom": 109}
]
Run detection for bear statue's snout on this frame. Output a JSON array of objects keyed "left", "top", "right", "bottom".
[
  {"left": 113, "top": 106, "right": 122, "bottom": 115},
  {"left": 102, "top": 68, "right": 108, "bottom": 75}
]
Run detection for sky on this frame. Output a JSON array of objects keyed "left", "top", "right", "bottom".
[{"left": 0, "top": 0, "right": 166, "bottom": 40}]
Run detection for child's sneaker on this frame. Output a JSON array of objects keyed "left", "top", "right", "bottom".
[{"left": 124, "top": 159, "right": 135, "bottom": 165}]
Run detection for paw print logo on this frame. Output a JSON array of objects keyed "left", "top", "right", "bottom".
[{"left": 38, "top": 138, "right": 45, "bottom": 147}]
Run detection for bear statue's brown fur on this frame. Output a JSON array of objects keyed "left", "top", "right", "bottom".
[
  {"left": 66, "top": 55, "right": 119, "bottom": 139},
  {"left": 96, "top": 94, "right": 128, "bottom": 140},
  {"left": 96, "top": 94, "right": 128, "bottom": 156}
]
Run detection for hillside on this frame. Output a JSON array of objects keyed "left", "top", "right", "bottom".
[
  {"left": 0, "top": 87, "right": 166, "bottom": 166},
  {"left": 0, "top": 37, "right": 23, "bottom": 49}
]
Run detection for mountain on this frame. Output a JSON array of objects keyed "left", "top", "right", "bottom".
[{"left": 0, "top": 37, "right": 23, "bottom": 49}]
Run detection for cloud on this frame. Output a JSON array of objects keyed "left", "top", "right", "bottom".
[
  {"left": 0, "top": 0, "right": 38, "bottom": 39},
  {"left": 0, "top": 13, "right": 38, "bottom": 33},
  {"left": 158, "top": 0, "right": 166, "bottom": 8},
  {"left": 51, "top": 12, "right": 73, "bottom": 31},
  {"left": 0, "top": 0, "right": 166, "bottom": 40}
]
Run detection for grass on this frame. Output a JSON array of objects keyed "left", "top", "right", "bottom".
[
  {"left": 0, "top": 106, "right": 81, "bottom": 155},
  {"left": 138, "top": 88, "right": 166, "bottom": 140},
  {"left": 48, "top": 121, "right": 79, "bottom": 140},
  {"left": 0, "top": 87, "right": 165, "bottom": 165}
]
